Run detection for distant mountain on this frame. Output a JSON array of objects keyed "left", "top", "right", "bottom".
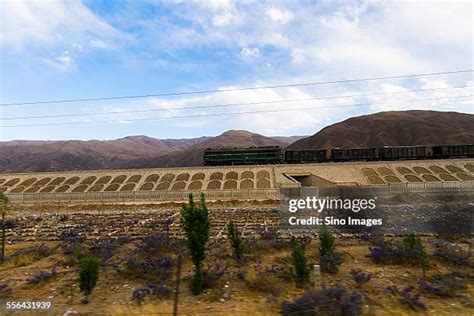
[
  {"left": 0, "top": 131, "right": 298, "bottom": 172},
  {"left": 287, "top": 110, "right": 474, "bottom": 150}
]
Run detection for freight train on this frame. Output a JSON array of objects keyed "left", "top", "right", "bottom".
[{"left": 203, "top": 144, "right": 474, "bottom": 166}]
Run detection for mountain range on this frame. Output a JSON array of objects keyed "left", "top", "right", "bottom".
[{"left": 1, "top": 110, "right": 473, "bottom": 172}]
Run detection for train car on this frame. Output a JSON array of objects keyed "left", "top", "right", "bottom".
[
  {"left": 432, "top": 144, "right": 474, "bottom": 158},
  {"left": 330, "top": 148, "right": 378, "bottom": 162},
  {"left": 203, "top": 146, "right": 283, "bottom": 166},
  {"left": 379, "top": 146, "right": 428, "bottom": 160},
  {"left": 284, "top": 149, "right": 327, "bottom": 164}
]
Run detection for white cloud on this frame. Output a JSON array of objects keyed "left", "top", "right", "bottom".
[
  {"left": 43, "top": 50, "right": 74, "bottom": 71},
  {"left": 266, "top": 7, "right": 294, "bottom": 23},
  {"left": 89, "top": 39, "right": 107, "bottom": 48},
  {"left": 0, "top": 0, "right": 121, "bottom": 51},
  {"left": 240, "top": 47, "right": 260, "bottom": 60}
]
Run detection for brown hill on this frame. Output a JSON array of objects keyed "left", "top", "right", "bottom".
[
  {"left": 287, "top": 110, "right": 474, "bottom": 150},
  {"left": 0, "top": 131, "right": 297, "bottom": 172}
]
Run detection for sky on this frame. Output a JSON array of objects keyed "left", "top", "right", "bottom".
[{"left": 0, "top": 0, "right": 473, "bottom": 141}]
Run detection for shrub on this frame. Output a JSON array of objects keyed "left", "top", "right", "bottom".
[
  {"left": 26, "top": 266, "right": 57, "bottom": 284},
  {"left": 433, "top": 241, "right": 471, "bottom": 266},
  {"left": 78, "top": 256, "right": 99, "bottom": 301},
  {"left": 132, "top": 283, "right": 172, "bottom": 302},
  {"left": 291, "top": 236, "right": 310, "bottom": 286},
  {"left": 122, "top": 256, "right": 174, "bottom": 283},
  {"left": 418, "top": 273, "right": 467, "bottom": 298},
  {"left": 318, "top": 229, "right": 342, "bottom": 274},
  {"left": 181, "top": 193, "right": 209, "bottom": 295},
  {"left": 202, "top": 262, "right": 227, "bottom": 289},
  {"left": 9, "top": 243, "right": 52, "bottom": 266},
  {"left": 367, "top": 235, "right": 428, "bottom": 268},
  {"left": 281, "top": 286, "right": 363, "bottom": 316},
  {"left": 351, "top": 269, "right": 371, "bottom": 286},
  {"left": 227, "top": 220, "right": 243, "bottom": 260},
  {"left": 0, "top": 283, "right": 12, "bottom": 298},
  {"left": 385, "top": 285, "right": 426, "bottom": 311}
]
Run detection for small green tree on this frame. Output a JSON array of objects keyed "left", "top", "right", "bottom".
[
  {"left": 291, "top": 236, "right": 310, "bottom": 286},
  {"left": 227, "top": 220, "right": 243, "bottom": 260},
  {"left": 78, "top": 256, "right": 99, "bottom": 303},
  {"left": 0, "top": 192, "right": 10, "bottom": 264},
  {"left": 403, "top": 233, "right": 429, "bottom": 276},
  {"left": 181, "top": 193, "right": 209, "bottom": 294},
  {"left": 318, "top": 228, "right": 341, "bottom": 273}
]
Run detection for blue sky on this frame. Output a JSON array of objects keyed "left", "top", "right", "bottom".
[{"left": 0, "top": 0, "right": 472, "bottom": 141}]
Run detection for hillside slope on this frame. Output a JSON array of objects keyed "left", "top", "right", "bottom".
[{"left": 287, "top": 110, "right": 474, "bottom": 150}]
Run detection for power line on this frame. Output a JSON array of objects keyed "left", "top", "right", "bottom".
[
  {"left": 1, "top": 69, "right": 472, "bottom": 106},
  {"left": 2, "top": 94, "right": 471, "bottom": 128},
  {"left": 2, "top": 85, "right": 471, "bottom": 121}
]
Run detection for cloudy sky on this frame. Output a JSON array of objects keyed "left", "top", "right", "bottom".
[{"left": 0, "top": 0, "right": 472, "bottom": 141}]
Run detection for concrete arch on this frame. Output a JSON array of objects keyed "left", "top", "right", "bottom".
[
  {"left": 96, "top": 176, "right": 112, "bottom": 185},
  {"left": 367, "top": 176, "right": 385, "bottom": 185},
  {"left": 385, "top": 176, "right": 402, "bottom": 183},
  {"left": 207, "top": 180, "right": 221, "bottom": 190},
  {"left": 34, "top": 177, "right": 52, "bottom": 186},
  {"left": 81, "top": 176, "right": 97, "bottom": 185},
  {"left": 65, "top": 176, "right": 80, "bottom": 185},
  {"left": 120, "top": 183, "right": 136, "bottom": 191},
  {"left": 40, "top": 186, "right": 56, "bottom": 193},
  {"left": 156, "top": 182, "right": 171, "bottom": 190},
  {"left": 161, "top": 174, "right": 175, "bottom": 182},
  {"left": 25, "top": 186, "right": 41, "bottom": 193},
  {"left": 88, "top": 184, "right": 104, "bottom": 192},
  {"left": 210, "top": 172, "right": 223, "bottom": 180},
  {"left": 464, "top": 164, "right": 474, "bottom": 173},
  {"left": 111, "top": 175, "right": 127, "bottom": 184},
  {"left": 49, "top": 177, "right": 66, "bottom": 186},
  {"left": 413, "top": 166, "right": 431, "bottom": 175},
  {"left": 256, "top": 170, "right": 270, "bottom": 179},
  {"left": 11, "top": 186, "right": 26, "bottom": 193},
  {"left": 240, "top": 179, "right": 254, "bottom": 189},
  {"left": 145, "top": 174, "right": 160, "bottom": 182},
  {"left": 396, "top": 167, "right": 413, "bottom": 175},
  {"left": 377, "top": 167, "right": 395, "bottom": 176},
  {"left": 223, "top": 180, "right": 238, "bottom": 189},
  {"left": 19, "top": 178, "right": 37, "bottom": 187},
  {"left": 256, "top": 179, "right": 271, "bottom": 189},
  {"left": 226, "top": 171, "right": 238, "bottom": 180},
  {"left": 429, "top": 166, "right": 448, "bottom": 174},
  {"left": 191, "top": 173, "right": 205, "bottom": 181},
  {"left": 4, "top": 178, "right": 20, "bottom": 187},
  {"left": 188, "top": 181, "right": 203, "bottom": 190},
  {"left": 445, "top": 165, "right": 463, "bottom": 173},
  {"left": 55, "top": 185, "right": 70, "bottom": 193},
  {"left": 139, "top": 182, "right": 155, "bottom": 191},
  {"left": 177, "top": 173, "right": 190, "bottom": 181},
  {"left": 241, "top": 171, "right": 254, "bottom": 180},
  {"left": 171, "top": 181, "right": 186, "bottom": 190},
  {"left": 404, "top": 175, "right": 422, "bottom": 183},
  {"left": 438, "top": 173, "right": 458, "bottom": 181},
  {"left": 72, "top": 184, "right": 88, "bottom": 193},
  {"left": 422, "top": 174, "right": 440, "bottom": 182},
  {"left": 127, "top": 175, "right": 142, "bottom": 183},
  {"left": 0, "top": 179, "right": 4, "bottom": 185},
  {"left": 456, "top": 173, "right": 474, "bottom": 181},
  {"left": 104, "top": 183, "right": 120, "bottom": 191},
  {"left": 361, "top": 168, "right": 378, "bottom": 177}
]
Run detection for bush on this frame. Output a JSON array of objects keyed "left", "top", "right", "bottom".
[
  {"left": 227, "top": 220, "right": 243, "bottom": 260},
  {"left": 78, "top": 256, "right": 99, "bottom": 300},
  {"left": 281, "top": 286, "right": 363, "bottom": 316},
  {"left": 433, "top": 241, "right": 471, "bottom": 266},
  {"left": 122, "top": 256, "right": 174, "bottom": 283},
  {"left": 9, "top": 243, "right": 52, "bottom": 266},
  {"left": 202, "top": 262, "right": 227, "bottom": 289},
  {"left": 132, "top": 283, "right": 172, "bottom": 302},
  {"left": 367, "top": 234, "right": 428, "bottom": 268},
  {"left": 418, "top": 273, "right": 467, "bottom": 298},
  {"left": 318, "top": 229, "right": 341, "bottom": 274},
  {"left": 351, "top": 269, "right": 371, "bottom": 286},
  {"left": 26, "top": 266, "right": 57, "bottom": 284},
  {"left": 291, "top": 236, "right": 310, "bottom": 285},
  {"left": 386, "top": 285, "right": 426, "bottom": 311}
]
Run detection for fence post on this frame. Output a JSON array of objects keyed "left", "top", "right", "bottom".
[{"left": 313, "top": 264, "right": 321, "bottom": 290}]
